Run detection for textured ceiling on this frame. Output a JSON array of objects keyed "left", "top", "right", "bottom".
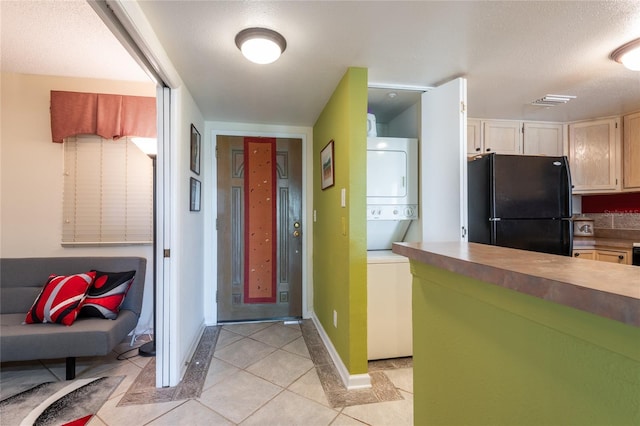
[
  {"left": 3, "top": 1, "right": 640, "bottom": 126},
  {"left": 0, "top": 1, "right": 149, "bottom": 83}
]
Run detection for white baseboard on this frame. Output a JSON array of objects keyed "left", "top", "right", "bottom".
[{"left": 310, "top": 312, "right": 371, "bottom": 390}]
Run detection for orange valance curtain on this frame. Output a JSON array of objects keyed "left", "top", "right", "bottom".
[{"left": 50, "top": 90, "right": 156, "bottom": 143}]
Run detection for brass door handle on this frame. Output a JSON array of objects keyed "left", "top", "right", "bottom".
[{"left": 293, "top": 230, "right": 301, "bottom": 237}]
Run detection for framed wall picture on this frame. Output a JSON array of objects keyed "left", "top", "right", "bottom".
[
  {"left": 320, "top": 139, "right": 335, "bottom": 190},
  {"left": 190, "top": 124, "right": 201, "bottom": 175},
  {"left": 190, "top": 177, "right": 201, "bottom": 212}
]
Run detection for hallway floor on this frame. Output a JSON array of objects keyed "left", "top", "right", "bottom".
[{"left": 0, "top": 321, "right": 413, "bottom": 425}]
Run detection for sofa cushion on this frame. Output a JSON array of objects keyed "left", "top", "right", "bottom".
[
  {"left": 80, "top": 270, "right": 136, "bottom": 319},
  {"left": 25, "top": 272, "right": 95, "bottom": 326},
  {"left": 0, "top": 257, "right": 146, "bottom": 317},
  {"left": 1, "top": 287, "right": 42, "bottom": 314},
  {"left": 0, "top": 311, "right": 138, "bottom": 361}
]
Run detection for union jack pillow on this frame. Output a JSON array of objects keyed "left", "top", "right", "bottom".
[
  {"left": 79, "top": 270, "right": 136, "bottom": 319},
  {"left": 25, "top": 272, "right": 96, "bottom": 326}
]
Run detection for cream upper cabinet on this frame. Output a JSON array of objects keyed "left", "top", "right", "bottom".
[
  {"left": 467, "top": 119, "right": 482, "bottom": 155},
  {"left": 623, "top": 111, "right": 640, "bottom": 190},
  {"left": 523, "top": 122, "right": 563, "bottom": 156},
  {"left": 483, "top": 120, "right": 522, "bottom": 154},
  {"left": 568, "top": 117, "right": 620, "bottom": 194}
]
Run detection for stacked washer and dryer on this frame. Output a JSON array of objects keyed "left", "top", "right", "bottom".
[
  {"left": 366, "top": 136, "right": 419, "bottom": 360},
  {"left": 366, "top": 137, "right": 419, "bottom": 250}
]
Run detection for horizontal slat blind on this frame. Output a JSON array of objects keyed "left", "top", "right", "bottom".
[{"left": 63, "top": 135, "right": 152, "bottom": 244}]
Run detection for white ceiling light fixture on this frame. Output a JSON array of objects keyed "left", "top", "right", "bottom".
[
  {"left": 611, "top": 38, "right": 640, "bottom": 71},
  {"left": 235, "top": 27, "right": 287, "bottom": 64}
]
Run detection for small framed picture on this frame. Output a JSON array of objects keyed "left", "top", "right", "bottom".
[
  {"left": 190, "top": 124, "right": 201, "bottom": 175},
  {"left": 320, "top": 139, "right": 335, "bottom": 190},
  {"left": 190, "top": 177, "right": 201, "bottom": 212}
]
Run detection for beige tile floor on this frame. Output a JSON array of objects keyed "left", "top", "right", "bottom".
[{"left": 0, "top": 321, "right": 413, "bottom": 425}]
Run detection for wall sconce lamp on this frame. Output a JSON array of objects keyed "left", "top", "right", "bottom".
[
  {"left": 611, "top": 38, "right": 640, "bottom": 71},
  {"left": 235, "top": 27, "right": 287, "bottom": 64}
]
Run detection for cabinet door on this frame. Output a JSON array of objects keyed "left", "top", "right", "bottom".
[
  {"left": 367, "top": 261, "right": 413, "bottom": 360},
  {"left": 523, "top": 122, "right": 563, "bottom": 156},
  {"left": 483, "top": 120, "right": 522, "bottom": 154},
  {"left": 467, "top": 118, "right": 482, "bottom": 155},
  {"left": 572, "top": 249, "right": 595, "bottom": 260},
  {"left": 595, "top": 249, "right": 629, "bottom": 265},
  {"left": 421, "top": 78, "right": 467, "bottom": 242},
  {"left": 623, "top": 111, "right": 640, "bottom": 190},
  {"left": 568, "top": 118, "right": 619, "bottom": 193}
]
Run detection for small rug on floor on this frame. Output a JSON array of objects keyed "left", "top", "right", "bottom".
[{"left": 0, "top": 376, "right": 123, "bottom": 426}]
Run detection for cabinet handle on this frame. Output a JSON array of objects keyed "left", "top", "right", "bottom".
[
  {"left": 574, "top": 253, "right": 580, "bottom": 257},
  {"left": 475, "top": 147, "right": 480, "bottom": 152},
  {"left": 618, "top": 255, "right": 624, "bottom": 260},
  {"left": 486, "top": 148, "right": 491, "bottom": 152}
]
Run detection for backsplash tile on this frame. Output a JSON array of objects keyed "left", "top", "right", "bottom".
[
  {"left": 614, "top": 212, "right": 640, "bottom": 230},
  {"left": 590, "top": 213, "right": 613, "bottom": 229},
  {"left": 588, "top": 212, "right": 640, "bottom": 241},
  {"left": 589, "top": 212, "right": 640, "bottom": 231}
]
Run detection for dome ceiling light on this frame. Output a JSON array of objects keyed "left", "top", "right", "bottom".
[
  {"left": 235, "top": 27, "right": 287, "bottom": 64},
  {"left": 611, "top": 38, "right": 640, "bottom": 71}
]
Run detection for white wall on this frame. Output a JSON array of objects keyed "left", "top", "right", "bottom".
[
  {"left": 203, "top": 121, "right": 314, "bottom": 324},
  {"left": 0, "top": 72, "right": 156, "bottom": 334},
  {"left": 387, "top": 102, "right": 420, "bottom": 139},
  {"left": 167, "top": 86, "right": 206, "bottom": 384}
]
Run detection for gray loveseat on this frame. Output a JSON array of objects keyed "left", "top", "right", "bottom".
[{"left": 0, "top": 257, "right": 146, "bottom": 379}]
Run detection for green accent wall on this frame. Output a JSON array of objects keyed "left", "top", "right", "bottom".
[
  {"left": 411, "top": 261, "right": 640, "bottom": 425},
  {"left": 312, "top": 67, "right": 368, "bottom": 374}
]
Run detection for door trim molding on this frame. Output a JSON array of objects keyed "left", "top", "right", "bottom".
[
  {"left": 311, "top": 312, "right": 372, "bottom": 390},
  {"left": 207, "top": 126, "right": 312, "bottom": 325}
]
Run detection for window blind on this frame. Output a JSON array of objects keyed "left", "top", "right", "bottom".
[{"left": 63, "top": 135, "right": 153, "bottom": 244}]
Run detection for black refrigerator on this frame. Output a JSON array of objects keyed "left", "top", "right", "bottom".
[{"left": 468, "top": 153, "right": 573, "bottom": 256}]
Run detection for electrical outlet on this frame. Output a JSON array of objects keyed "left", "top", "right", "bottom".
[{"left": 333, "top": 310, "right": 337, "bottom": 328}]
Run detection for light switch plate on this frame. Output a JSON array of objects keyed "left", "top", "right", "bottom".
[{"left": 341, "top": 188, "right": 346, "bottom": 207}]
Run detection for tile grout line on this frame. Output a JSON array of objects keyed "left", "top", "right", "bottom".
[{"left": 117, "top": 319, "right": 409, "bottom": 409}]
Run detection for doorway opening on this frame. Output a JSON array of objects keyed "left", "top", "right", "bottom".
[{"left": 216, "top": 135, "right": 303, "bottom": 322}]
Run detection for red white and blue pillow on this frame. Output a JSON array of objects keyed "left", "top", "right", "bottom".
[
  {"left": 25, "top": 272, "right": 96, "bottom": 326},
  {"left": 79, "top": 270, "right": 136, "bottom": 319}
]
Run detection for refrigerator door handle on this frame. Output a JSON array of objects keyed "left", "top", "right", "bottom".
[{"left": 489, "top": 218, "right": 501, "bottom": 222}]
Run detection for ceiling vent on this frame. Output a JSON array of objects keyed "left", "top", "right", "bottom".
[{"left": 531, "top": 94, "right": 576, "bottom": 107}]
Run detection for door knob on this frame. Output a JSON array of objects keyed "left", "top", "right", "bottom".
[
  {"left": 293, "top": 230, "right": 301, "bottom": 237},
  {"left": 293, "top": 222, "right": 300, "bottom": 228}
]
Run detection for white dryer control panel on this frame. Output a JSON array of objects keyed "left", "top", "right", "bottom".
[{"left": 367, "top": 204, "right": 419, "bottom": 220}]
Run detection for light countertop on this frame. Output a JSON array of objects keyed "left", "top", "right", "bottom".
[
  {"left": 367, "top": 249, "right": 410, "bottom": 264},
  {"left": 392, "top": 241, "right": 640, "bottom": 327}
]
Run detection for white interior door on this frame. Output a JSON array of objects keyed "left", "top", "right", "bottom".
[{"left": 420, "top": 78, "right": 468, "bottom": 242}]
